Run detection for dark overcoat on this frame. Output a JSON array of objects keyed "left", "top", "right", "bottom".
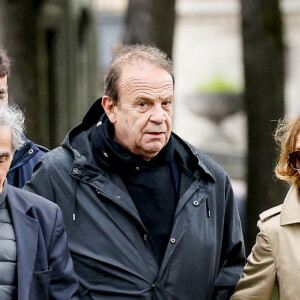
[
  {"left": 7, "top": 185, "right": 79, "bottom": 300},
  {"left": 25, "top": 99, "right": 245, "bottom": 300}
]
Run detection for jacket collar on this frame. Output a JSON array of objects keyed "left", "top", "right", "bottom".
[
  {"left": 0, "top": 179, "right": 8, "bottom": 206},
  {"left": 280, "top": 186, "right": 300, "bottom": 225},
  {"left": 172, "top": 132, "right": 215, "bottom": 184},
  {"left": 7, "top": 185, "right": 38, "bottom": 300},
  {"left": 9, "top": 136, "right": 40, "bottom": 171}
]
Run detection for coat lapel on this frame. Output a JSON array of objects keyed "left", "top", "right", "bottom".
[
  {"left": 280, "top": 186, "right": 300, "bottom": 225},
  {"left": 7, "top": 187, "right": 38, "bottom": 300}
]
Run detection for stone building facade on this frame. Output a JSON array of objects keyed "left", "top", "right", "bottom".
[{"left": 0, "top": 0, "right": 98, "bottom": 148}]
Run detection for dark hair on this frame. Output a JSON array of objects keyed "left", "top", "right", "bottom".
[
  {"left": 104, "top": 44, "right": 174, "bottom": 102},
  {"left": 275, "top": 115, "right": 300, "bottom": 188},
  {"left": 0, "top": 49, "right": 11, "bottom": 78}
]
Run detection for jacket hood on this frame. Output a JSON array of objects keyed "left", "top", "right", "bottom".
[
  {"left": 62, "top": 98, "right": 105, "bottom": 169},
  {"left": 63, "top": 98, "right": 104, "bottom": 149}
]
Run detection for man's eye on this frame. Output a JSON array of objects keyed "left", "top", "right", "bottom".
[
  {"left": 0, "top": 91, "right": 7, "bottom": 101},
  {"left": 139, "top": 102, "right": 146, "bottom": 108},
  {"left": 162, "top": 101, "right": 172, "bottom": 107},
  {"left": 0, "top": 155, "right": 9, "bottom": 162}
]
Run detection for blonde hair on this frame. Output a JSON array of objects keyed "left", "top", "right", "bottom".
[{"left": 275, "top": 115, "right": 300, "bottom": 188}]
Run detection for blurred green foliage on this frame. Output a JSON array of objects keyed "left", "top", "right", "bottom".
[{"left": 196, "top": 75, "right": 242, "bottom": 94}]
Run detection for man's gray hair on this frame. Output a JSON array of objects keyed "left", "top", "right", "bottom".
[
  {"left": 0, "top": 104, "right": 25, "bottom": 152},
  {"left": 104, "top": 44, "right": 174, "bottom": 103}
]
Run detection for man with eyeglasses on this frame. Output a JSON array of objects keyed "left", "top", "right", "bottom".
[{"left": 0, "top": 49, "right": 48, "bottom": 188}]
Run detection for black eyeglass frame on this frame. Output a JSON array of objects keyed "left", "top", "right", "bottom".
[{"left": 288, "top": 150, "right": 300, "bottom": 171}]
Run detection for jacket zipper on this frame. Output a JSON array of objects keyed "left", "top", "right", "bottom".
[
  {"left": 92, "top": 184, "right": 159, "bottom": 270},
  {"left": 206, "top": 198, "right": 211, "bottom": 218}
]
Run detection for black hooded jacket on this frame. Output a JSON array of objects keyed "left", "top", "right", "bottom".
[{"left": 24, "top": 98, "right": 245, "bottom": 300}]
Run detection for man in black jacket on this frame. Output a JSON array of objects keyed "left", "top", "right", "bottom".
[
  {"left": 25, "top": 44, "right": 245, "bottom": 299},
  {"left": 0, "top": 104, "right": 78, "bottom": 299},
  {"left": 0, "top": 49, "right": 47, "bottom": 188}
]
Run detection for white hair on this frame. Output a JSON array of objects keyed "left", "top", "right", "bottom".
[{"left": 0, "top": 104, "right": 25, "bottom": 152}]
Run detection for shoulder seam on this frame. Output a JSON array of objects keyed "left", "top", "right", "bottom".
[{"left": 259, "top": 204, "right": 282, "bottom": 222}]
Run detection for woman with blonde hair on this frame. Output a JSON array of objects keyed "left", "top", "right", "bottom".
[{"left": 231, "top": 115, "right": 300, "bottom": 300}]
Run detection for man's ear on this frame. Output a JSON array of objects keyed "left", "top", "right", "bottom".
[{"left": 102, "top": 96, "right": 117, "bottom": 123}]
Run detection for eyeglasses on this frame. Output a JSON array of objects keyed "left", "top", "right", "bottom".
[{"left": 288, "top": 150, "right": 300, "bottom": 170}]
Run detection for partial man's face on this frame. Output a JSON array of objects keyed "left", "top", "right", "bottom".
[
  {"left": 0, "top": 126, "right": 13, "bottom": 193},
  {"left": 107, "top": 62, "right": 174, "bottom": 161},
  {"left": 0, "top": 75, "right": 8, "bottom": 105}
]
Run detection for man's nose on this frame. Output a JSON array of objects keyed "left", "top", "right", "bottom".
[{"left": 149, "top": 105, "right": 166, "bottom": 124}]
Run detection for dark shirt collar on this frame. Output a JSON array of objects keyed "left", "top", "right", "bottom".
[{"left": 0, "top": 179, "right": 8, "bottom": 207}]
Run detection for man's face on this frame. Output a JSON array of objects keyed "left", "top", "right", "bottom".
[
  {"left": 0, "top": 75, "right": 8, "bottom": 105},
  {"left": 106, "top": 63, "right": 174, "bottom": 161},
  {"left": 0, "top": 126, "right": 13, "bottom": 193}
]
